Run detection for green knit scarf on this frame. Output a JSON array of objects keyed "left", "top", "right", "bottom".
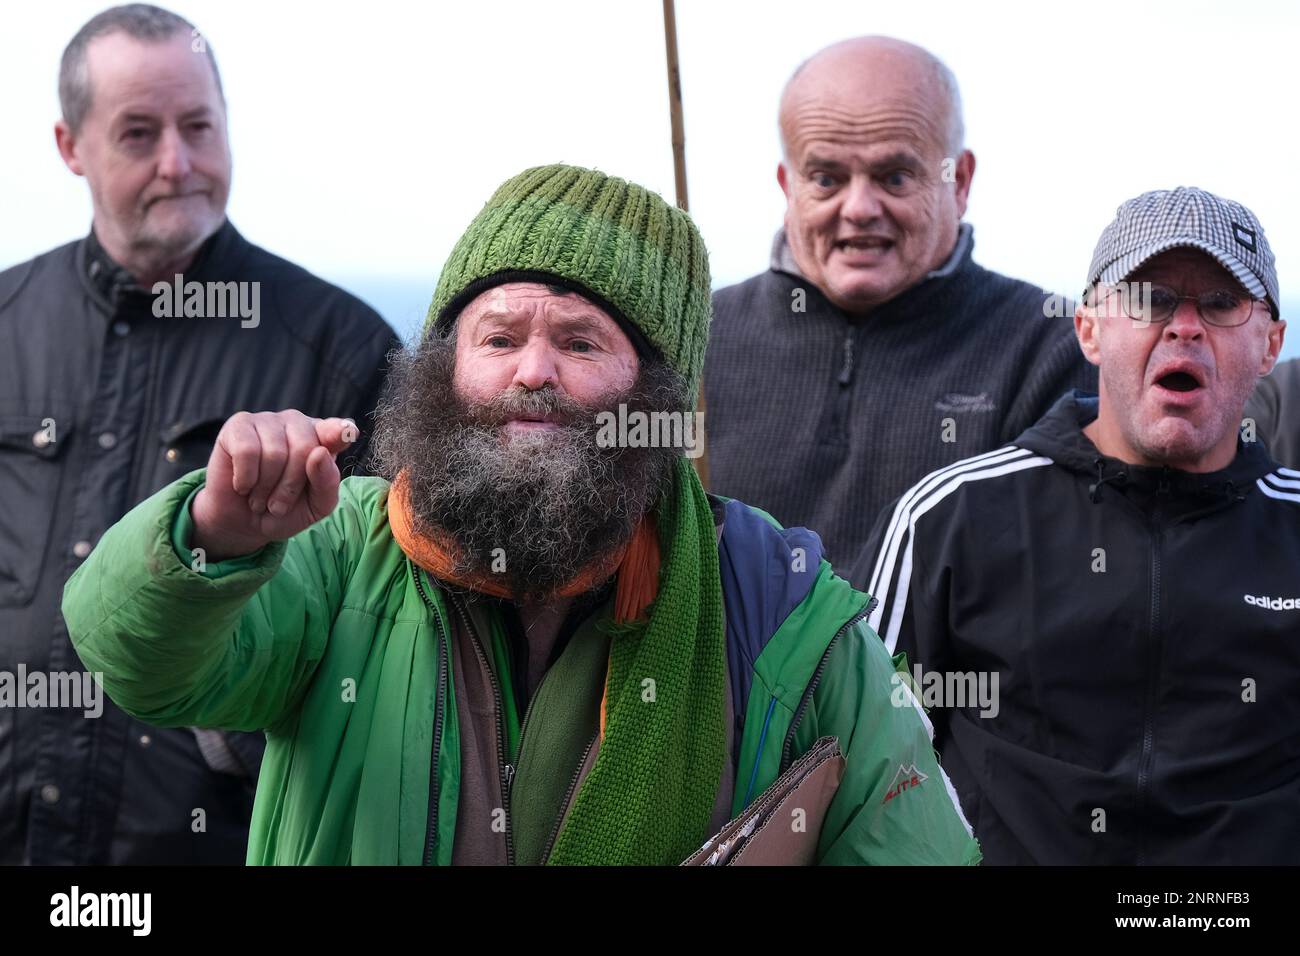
[{"left": 547, "top": 457, "right": 726, "bottom": 865}]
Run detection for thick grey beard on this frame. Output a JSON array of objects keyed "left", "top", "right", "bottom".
[{"left": 370, "top": 334, "right": 686, "bottom": 603}]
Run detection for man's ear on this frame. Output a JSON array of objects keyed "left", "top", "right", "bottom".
[
  {"left": 1075, "top": 304, "right": 1102, "bottom": 368},
  {"left": 777, "top": 161, "right": 791, "bottom": 198},
  {"left": 952, "top": 149, "right": 975, "bottom": 218},
  {"left": 1260, "top": 318, "right": 1287, "bottom": 376},
  {"left": 54, "top": 120, "right": 85, "bottom": 176}
]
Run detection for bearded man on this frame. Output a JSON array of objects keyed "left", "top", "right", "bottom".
[{"left": 62, "top": 165, "right": 978, "bottom": 865}]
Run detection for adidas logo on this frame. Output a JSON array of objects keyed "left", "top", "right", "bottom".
[{"left": 1244, "top": 594, "right": 1300, "bottom": 610}]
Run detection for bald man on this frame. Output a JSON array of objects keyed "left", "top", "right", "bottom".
[{"left": 704, "top": 36, "right": 1095, "bottom": 570}]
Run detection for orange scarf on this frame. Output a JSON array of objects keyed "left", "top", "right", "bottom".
[{"left": 386, "top": 471, "right": 660, "bottom": 624}]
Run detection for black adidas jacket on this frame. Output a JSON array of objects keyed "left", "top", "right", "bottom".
[{"left": 851, "top": 391, "right": 1300, "bottom": 864}]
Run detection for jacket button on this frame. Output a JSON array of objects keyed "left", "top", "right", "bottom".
[
  {"left": 112, "top": 321, "right": 130, "bottom": 337},
  {"left": 32, "top": 430, "right": 52, "bottom": 449},
  {"left": 165, "top": 448, "right": 179, "bottom": 463},
  {"left": 97, "top": 432, "right": 117, "bottom": 449},
  {"left": 139, "top": 735, "right": 152, "bottom": 747},
  {"left": 72, "top": 540, "right": 92, "bottom": 559},
  {"left": 40, "top": 784, "right": 60, "bottom": 804}
]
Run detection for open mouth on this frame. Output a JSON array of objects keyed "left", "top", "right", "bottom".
[
  {"left": 1156, "top": 371, "right": 1201, "bottom": 392},
  {"left": 1150, "top": 358, "right": 1210, "bottom": 399},
  {"left": 836, "top": 236, "right": 893, "bottom": 254}
]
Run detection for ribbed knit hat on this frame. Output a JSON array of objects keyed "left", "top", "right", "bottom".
[{"left": 425, "top": 164, "right": 713, "bottom": 399}]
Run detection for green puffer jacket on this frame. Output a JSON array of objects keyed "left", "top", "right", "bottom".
[{"left": 63, "top": 469, "right": 980, "bottom": 865}]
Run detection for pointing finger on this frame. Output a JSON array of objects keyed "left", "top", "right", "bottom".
[{"left": 315, "top": 417, "right": 359, "bottom": 457}]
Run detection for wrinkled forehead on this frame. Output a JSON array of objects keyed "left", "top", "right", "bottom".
[
  {"left": 780, "top": 51, "right": 951, "bottom": 158},
  {"left": 454, "top": 282, "right": 630, "bottom": 343}
]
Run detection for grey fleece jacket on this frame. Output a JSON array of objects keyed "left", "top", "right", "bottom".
[{"left": 703, "top": 225, "right": 1096, "bottom": 569}]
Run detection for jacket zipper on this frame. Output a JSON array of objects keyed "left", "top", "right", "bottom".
[
  {"left": 446, "top": 591, "right": 516, "bottom": 865},
  {"left": 823, "top": 330, "right": 858, "bottom": 445},
  {"left": 508, "top": 627, "right": 588, "bottom": 863},
  {"left": 412, "top": 562, "right": 450, "bottom": 867},
  {"left": 778, "top": 596, "right": 877, "bottom": 773},
  {"left": 1136, "top": 482, "right": 1168, "bottom": 865},
  {"left": 122, "top": 319, "right": 158, "bottom": 504},
  {"left": 837, "top": 332, "right": 856, "bottom": 386},
  {"left": 539, "top": 731, "right": 599, "bottom": 863}
]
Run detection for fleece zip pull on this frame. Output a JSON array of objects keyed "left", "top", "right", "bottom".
[{"left": 837, "top": 331, "right": 856, "bottom": 386}]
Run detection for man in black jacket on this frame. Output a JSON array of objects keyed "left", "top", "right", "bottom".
[
  {"left": 704, "top": 36, "right": 1095, "bottom": 565},
  {"left": 0, "top": 4, "right": 397, "bottom": 863},
  {"left": 854, "top": 186, "right": 1294, "bottom": 864}
]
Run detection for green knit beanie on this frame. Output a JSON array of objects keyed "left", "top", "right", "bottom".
[{"left": 425, "top": 164, "right": 713, "bottom": 399}]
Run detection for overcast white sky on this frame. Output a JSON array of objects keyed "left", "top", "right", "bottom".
[{"left": 2, "top": 0, "right": 1297, "bottom": 349}]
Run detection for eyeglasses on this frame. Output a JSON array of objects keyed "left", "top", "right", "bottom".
[{"left": 1103, "top": 282, "right": 1267, "bottom": 328}]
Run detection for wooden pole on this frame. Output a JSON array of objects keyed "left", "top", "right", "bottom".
[
  {"left": 662, "top": 0, "right": 709, "bottom": 488},
  {"left": 662, "top": 0, "right": 689, "bottom": 212}
]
